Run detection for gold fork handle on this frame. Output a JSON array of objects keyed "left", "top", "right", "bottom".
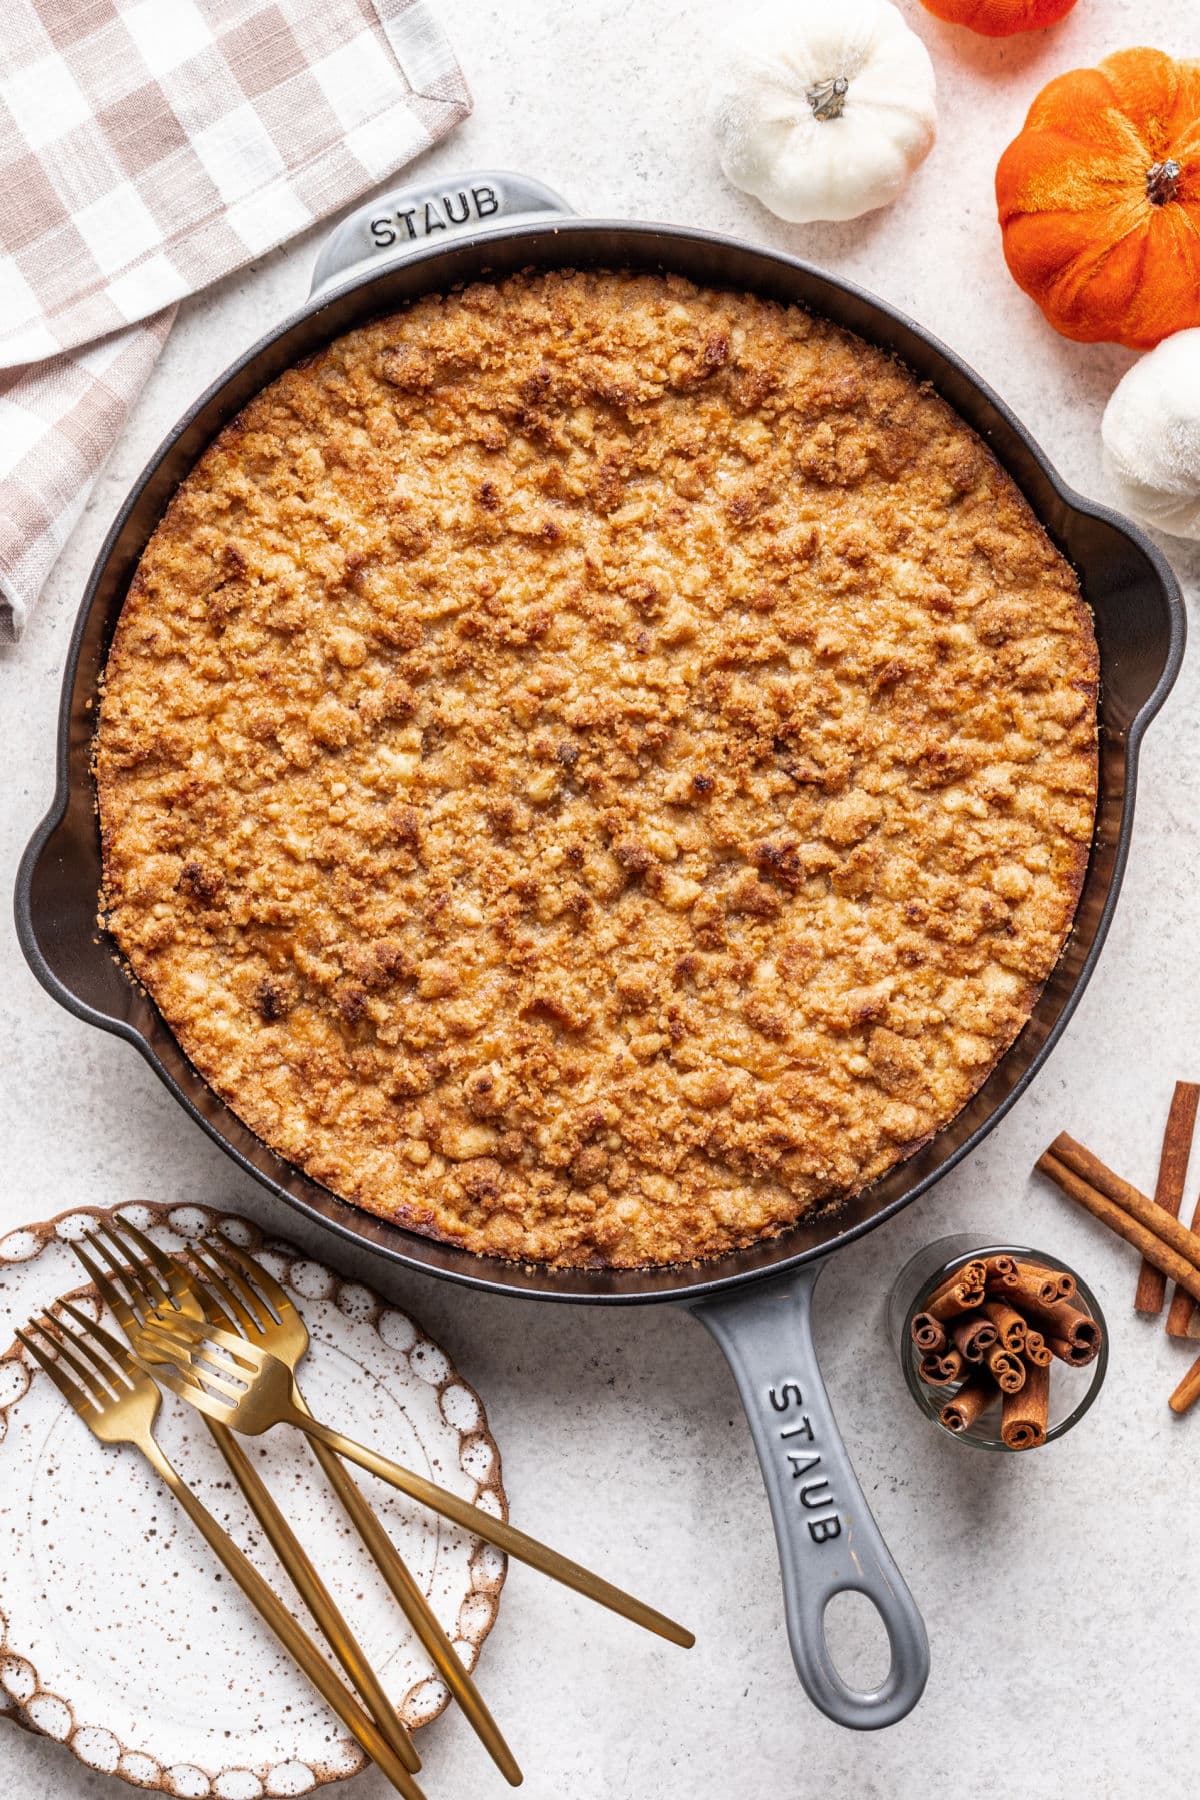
[
  {"left": 292, "top": 1413, "right": 694, "bottom": 1650},
  {"left": 202, "top": 1419, "right": 421, "bottom": 1776},
  {"left": 142, "top": 1441, "right": 426, "bottom": 1800},
  {"left": 296, "top": 1397, "right": 522, "bottom": 1787}
]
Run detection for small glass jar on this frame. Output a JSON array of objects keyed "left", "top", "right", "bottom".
[{"left": 887, "top": 1234, "right": 1108, "bottom": 1451}]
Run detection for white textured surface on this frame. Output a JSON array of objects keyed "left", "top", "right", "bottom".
[{"left": 3, "top": 2, "right": 1198, "bottom": 1795}]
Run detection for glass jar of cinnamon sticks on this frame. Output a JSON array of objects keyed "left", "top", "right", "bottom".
[{"left": 888, "top": 1237, "right": 1108, "bottom": 1450}]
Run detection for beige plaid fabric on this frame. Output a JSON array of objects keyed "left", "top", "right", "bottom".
[{"left": 0, "top": 0, "right": 471, "bottom": 639}]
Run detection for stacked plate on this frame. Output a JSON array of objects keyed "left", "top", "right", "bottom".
[{"left": 0, "top": 1203, "right": 506, "bottom": 1797}]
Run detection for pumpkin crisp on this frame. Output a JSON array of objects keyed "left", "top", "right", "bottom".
[{"left": 97, "top": 270, "right": 1098, "bottom": 1267}]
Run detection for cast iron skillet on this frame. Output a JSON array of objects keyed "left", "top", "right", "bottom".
[{"left": 15, "top": 173, "right": 1185, "bottom": 1730}]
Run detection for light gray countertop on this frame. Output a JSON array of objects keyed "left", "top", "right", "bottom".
[{"left": 3, "top": 2, "right": 1197, "bottom": 1794}]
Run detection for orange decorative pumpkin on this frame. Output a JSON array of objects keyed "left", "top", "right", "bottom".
[
  {"left": 996, "top": 49, "right": 1200, "bottom": 350},
  {"left": 920, "top": 0, "right": 1076, "bottom": 36}
]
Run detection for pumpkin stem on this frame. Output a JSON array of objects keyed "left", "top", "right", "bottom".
[
  {"left": 1146, "top": 159, "right": 1182, "bottom": 206},
  {"left": 806, "top": 76, "right": 849, "bottom": 123}
]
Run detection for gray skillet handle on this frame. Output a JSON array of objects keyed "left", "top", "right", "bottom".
[
  {"left": 690, "top": 1261, "right": 929, "bottom": 1729},
  {"left": 310, "top": 170, "right": 575, "bottom": 298}
]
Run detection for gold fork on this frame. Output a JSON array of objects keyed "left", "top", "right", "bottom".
[
  {"left": 187, "top": 1233, "right": 521, "bottom": 1785},
  {"left": 96, "top": 1217, "right": 520, "bottom": 1787},
  {"left": 71, "top": 1220, "right": 422, "bottom": 1782},
  {"left": 133, "top": 1304, "right": 694, "bottom": 1650},
  {"left": 16, "top": 1304, "right": 425, "bottom": 1800}
]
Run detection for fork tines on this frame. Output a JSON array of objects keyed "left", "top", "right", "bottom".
[
  {"left": 139, "top": 1317, "right": 254, "bottom": 1396},
  {"left": 73, "top": 1220, "right": 171, "bottom": 1323},
  {"left": 66, "top": 1223, "right": 252, "bottom": 1416},
  {"left": 189, "top": 1242, "right": 279, "bottom": 1336},
  {"left": 17, "top": 1303, "right": 139, "bottom": 1410}
]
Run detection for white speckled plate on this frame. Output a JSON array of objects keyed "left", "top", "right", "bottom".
[{"left": 0, "top": 1202, "right": 506, "bottom": 1797}]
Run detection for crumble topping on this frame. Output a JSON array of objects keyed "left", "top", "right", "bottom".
[{"left": 97, "top": 271, "right": 1098, "bottom": 1266}]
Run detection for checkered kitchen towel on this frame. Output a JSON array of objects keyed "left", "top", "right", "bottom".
[{"left": 0, "top": 0, "right": 471, "bottom": 640}]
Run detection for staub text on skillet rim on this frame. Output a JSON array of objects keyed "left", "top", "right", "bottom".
[{"left": 15, "top": 172, "right": 1185, "bottom": 1731}]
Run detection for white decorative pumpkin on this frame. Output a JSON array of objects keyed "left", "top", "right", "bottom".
[
  {"left": 708, "top": 0, "right": 938, "bottom": 225},
  {"left": 1102, "top": 330, "right": 1200, "bottom": 540}
]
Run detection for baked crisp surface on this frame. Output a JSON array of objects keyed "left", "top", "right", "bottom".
[{"left": 97, "top": 271, "right": 1098, "bottom": 1267}]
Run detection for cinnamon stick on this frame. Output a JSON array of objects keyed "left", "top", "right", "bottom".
[
  {"left": 983, "top": 1254, "right": 1018, "bottom": 1285},
  {"left": 910, "top": 1311, "right": 948, "bottom": 1354},
  {"left": 940, "top": 1374, "right": 995, "bottom": 1433},
  {"left": 927, "top": 1286, "right": 981, "bottom": 1323},
  {"left": 978, "top": 1281, "right": 1101, "bottom": 1353},
  {"left": 997, "top": 1264, "right": 1070, "bottom": 1312},
  {"left": 1048, "top": 1333, "right": 1099, "bottom": 1368},
  {"left": 1046, "top": 1136, "right": 1200, "bottom": 1276},
  {"left": 926, "top": 1261, "right": 987, "bottom": 1322},
  {"left": 984, "top": 1343, "right": 1026, "bottom": 1393},
  {"left": 1002, "top": 1360, "right": 1050, "bottom": 1450},
  {"left": 919, "top": 1348, "right": 965, "bottom": 1386},
  {"left": 1137, "top": 1082, "right": 1200, "bottom": 1313},
  {"left": 982, "top": 1299, "right": 1027, "bottom": 1352},
  {"left": 1037, "top": 1146, "right": 1200, "bottom": 1309},
  {"left": 1166, "top": 1185, "right": 1200, "bottom": 1338},
  {"left": 1023, "top": 1329, "right": 1052, "bottom": 1367},
  {"left": 950, "top": 1313, "right": 998, "bottom": 1363},
  {"left": 1011, "top": 1296, "right": 1100, "bottom": 1351},
  {"left": 1169, "top": 1350, "right": 1200, "bottom": 1416},
  {"left": 936, "top": 1257, "right": 987, "bottom": 1293}
]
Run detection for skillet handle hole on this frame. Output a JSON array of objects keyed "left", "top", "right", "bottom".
[{"left": 822, "top": 1589, "right": 892, "bottom": 1693}]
